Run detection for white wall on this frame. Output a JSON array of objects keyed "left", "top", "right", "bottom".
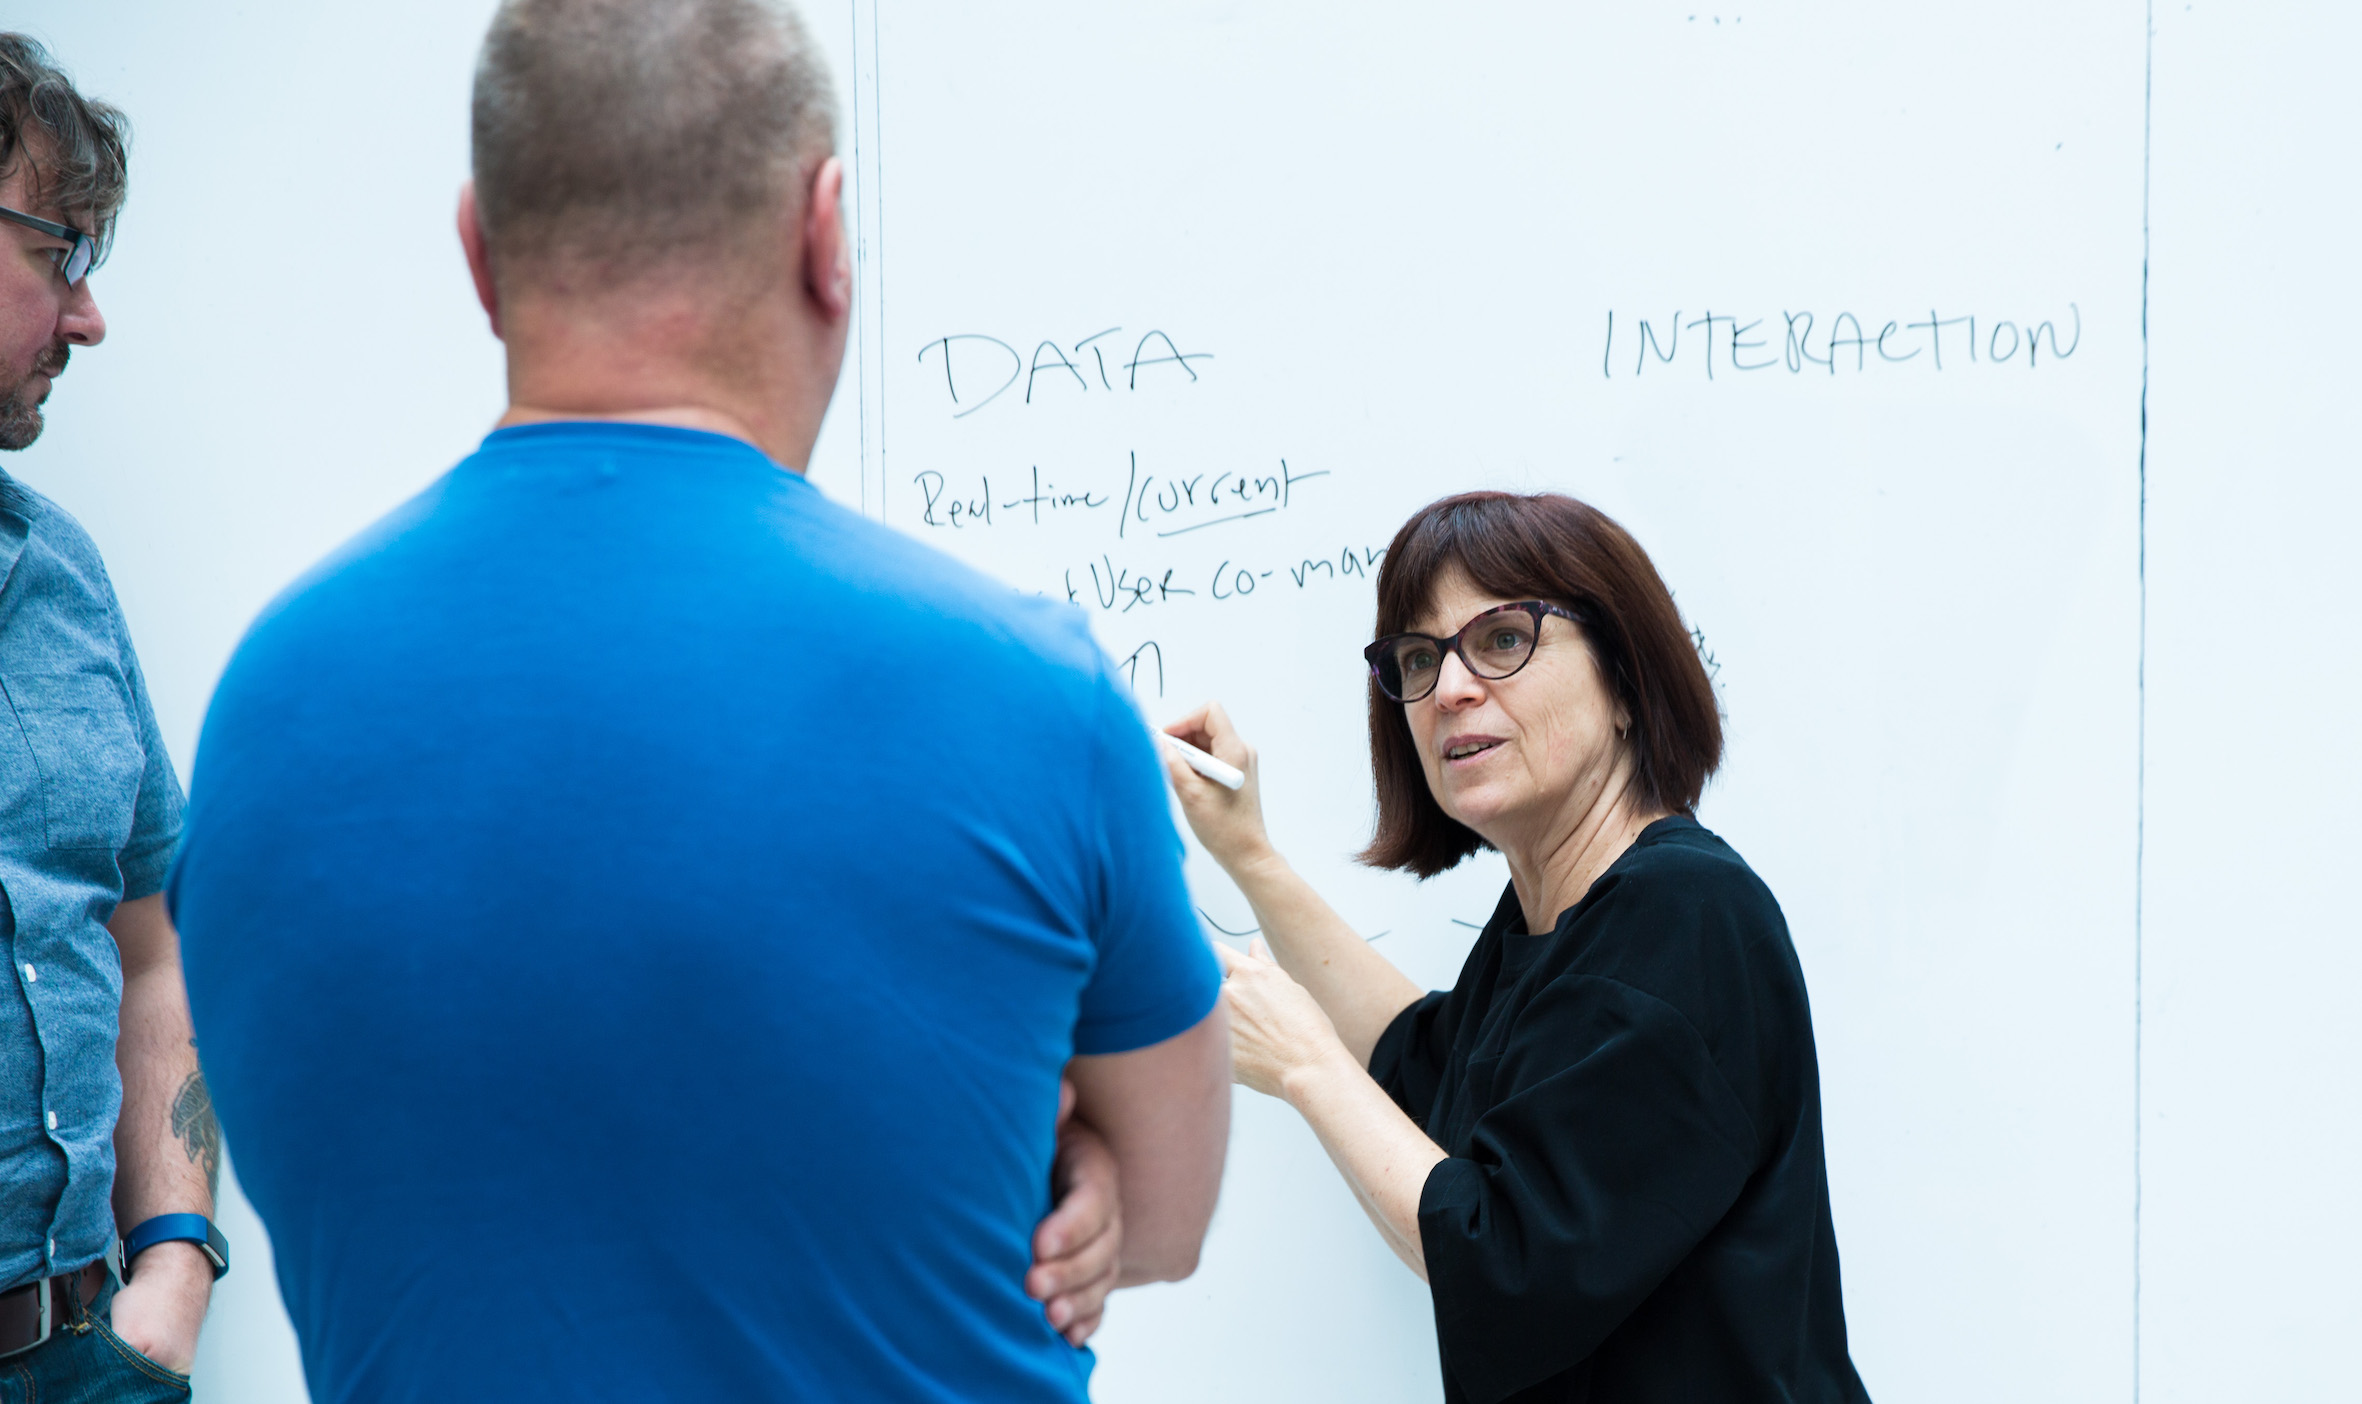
[
  {"left": 2142, "top": 3, "right": 2362, "bottom": 1397},
  {"left": 858, "top": 5, "right": 2142, "bottom": 1400}
]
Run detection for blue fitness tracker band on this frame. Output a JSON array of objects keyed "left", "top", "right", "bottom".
[{"left": 119, "top": 1214, "right": 230, "bottom": 1282}]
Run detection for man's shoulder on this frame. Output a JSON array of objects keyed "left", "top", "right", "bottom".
[
  {"left": 0, "top": 471, "right": 110, "bottom": 575},
  {"left": 0, "top": 473, "right": 135, "bottom": 646},
  {"left": 224, "top": 433, "right": 1108, "bottom": 698},
  {"left": 771, "top": 476, "right": 1106, "bottom": 684},
  {"left": 226, "top": 473, "right": 450, "bottom": 653}
]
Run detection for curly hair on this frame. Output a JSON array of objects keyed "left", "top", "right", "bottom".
[{"left": 0, "top": 34, "right": 130, "bottom": 262}]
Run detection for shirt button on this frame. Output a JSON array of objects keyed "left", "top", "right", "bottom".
[
  {"left": 19, "top": 963, "right": 32, "bottom": 983},
  {"left": 46, "top": 1238, "right": 55, "bottom": 1259},
  {"left": 46, "top": 1111, "right": 57, "bottom": 1131}
]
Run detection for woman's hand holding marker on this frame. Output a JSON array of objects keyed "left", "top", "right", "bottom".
[
  {"left": 1160, "top": 703, "right": 1273, "bottom": 874},
  {"left": 1160, "top": 702, "right": 1406, "bottom": 1099},
  {"left": 1164, "top": 733, "right": 1245, "bottom": 790}
]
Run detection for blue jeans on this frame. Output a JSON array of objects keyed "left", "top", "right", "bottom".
[{"left": 0, "top": 1274, "right": 191, "bottom": 1403}]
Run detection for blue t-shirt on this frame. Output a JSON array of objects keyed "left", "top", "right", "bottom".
[{"left": 169, "top": 424, "right": 1220, "bottom": 1404}]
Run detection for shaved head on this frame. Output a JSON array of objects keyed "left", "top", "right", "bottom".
[{"left": 471, "top": 0, "right": 837, "bottom": 288}]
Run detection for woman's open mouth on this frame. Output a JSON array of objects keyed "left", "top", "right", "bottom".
[{"left": 1442, "top": 736, "right": 1505, "bottom": 764}]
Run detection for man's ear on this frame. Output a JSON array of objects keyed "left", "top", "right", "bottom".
[
  {"left": 800, "top": 156, "right": 850, "bottom": 324},
  {"left": 456, "top": 181, "right": 502, "bottom": 339}
]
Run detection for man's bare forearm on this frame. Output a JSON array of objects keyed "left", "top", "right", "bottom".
[
  {"left": 1067, "top": 1005, "right": 1231, "bottom": 1284},
  {"left": 111, "top": 894, "right": 217, "bottom": 1224},
  {"left": 106, "top": 894, "right": 217, "bottom": 1369},
  {"left": 170, "top": 1063, "right": 221, "bottom": 1200}
]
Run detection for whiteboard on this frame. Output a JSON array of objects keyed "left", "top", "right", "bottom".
[
  {"left": 852, "top": 5, "right": 2139, "bottom": 1401},
  {"left": 9, "top": 3, "right": 2355, "bottom": 1402}
]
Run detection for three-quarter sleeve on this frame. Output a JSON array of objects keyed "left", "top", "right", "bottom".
[
  {"left": 1417, "top": 972, "right": 1762, "bottom": 1404},
  {"left": 1368, "top": 989, "right": 1457, "bottom": 1125}
]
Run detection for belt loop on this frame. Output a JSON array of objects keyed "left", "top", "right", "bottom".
[{"left": 59, "top": 1265, "right": 90, "bottom": 1333}]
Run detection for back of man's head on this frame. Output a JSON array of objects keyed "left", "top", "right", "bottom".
[{"left": 471, "top": 0, "right": 836, "bottom": 294}]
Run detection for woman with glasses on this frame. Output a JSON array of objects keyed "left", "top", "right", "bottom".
[{"left": 1162, "top": 491, "right": 1870, "bottom": 1404}]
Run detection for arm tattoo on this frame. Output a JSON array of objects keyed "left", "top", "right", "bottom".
[{"left": 170, "top": 1069, "right": 222, "bottom": 1198}]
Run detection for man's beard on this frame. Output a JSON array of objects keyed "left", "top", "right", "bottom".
[{"left": 0, "top": 345, "right": 70, "bottom": 451}]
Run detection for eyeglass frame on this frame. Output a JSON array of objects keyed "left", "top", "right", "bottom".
[
  {"left": 0, "top": 204, "right": 98, "bottom": 287},
  {"left": 1362, "top": 599, "right": 1584, "bottom": 704}
]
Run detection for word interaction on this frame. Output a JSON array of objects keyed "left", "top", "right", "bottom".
[{"left": 1602, "top": 304, "right": 2081, "bottom": 380}]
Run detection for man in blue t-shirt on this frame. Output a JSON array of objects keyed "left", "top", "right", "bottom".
[{"left": 165, "top": 2, "right": 1230, "bottom": 1400}]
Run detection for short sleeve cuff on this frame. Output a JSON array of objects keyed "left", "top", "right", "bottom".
[
  {"left": 1072, "top": 965, "right": 1219, "bottom": 1056},
  {"left": 118, "top": 830, "right": 180, "bottom": 903}
]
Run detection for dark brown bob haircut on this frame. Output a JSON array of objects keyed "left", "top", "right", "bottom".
[{"left": 1361, "top": 491, "right": 1723, "bottom": 877}]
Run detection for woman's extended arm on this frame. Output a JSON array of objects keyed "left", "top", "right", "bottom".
[
  {"left": 1217, "top": 938, "right": 1446, "bottom": 1278},
  {"left": 1163, "top": 703, "right": 1426, "bottom": 1063}
]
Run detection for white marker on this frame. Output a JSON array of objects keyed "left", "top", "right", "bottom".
[{"left": 1164, "top": 733, "right": 1246, "bottom": 791}]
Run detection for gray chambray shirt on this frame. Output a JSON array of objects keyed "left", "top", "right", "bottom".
[{"left": 0, "top": 469, "right": 183, "bottom": 1292}]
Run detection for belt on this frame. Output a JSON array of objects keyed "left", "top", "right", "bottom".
[{"left": 0, "top": 1261, "right": 108, "bottom": 1360}]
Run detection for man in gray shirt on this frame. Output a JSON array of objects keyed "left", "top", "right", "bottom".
[{"left": 0, "top": 34, "right": 221, "bottom": 1399}]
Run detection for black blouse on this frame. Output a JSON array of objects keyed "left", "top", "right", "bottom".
[{"left": 1369, "top": 817, "right": 1871, "bottom": 1404}]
